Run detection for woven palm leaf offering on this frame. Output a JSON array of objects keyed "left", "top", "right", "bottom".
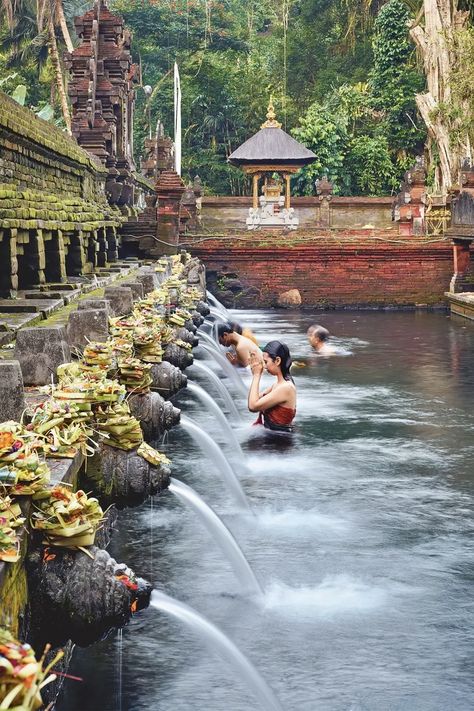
[
  {"left": 79, "top": 341, "right": 115, "bottom": 376},
  {"left": 0, "top": 629, "right": 61, "bottom": 711},
  {"left": 109, "top": 316, "right": 136, "bottom": 340},
  {"left": 132, "top": 327, "right": 164, "bottom": 364},
  {"left": 157, "top": 324, "right": 175, "bottom": 346},
  {"left": 95, "top": 402, "right": 143, "bottom": 451},
  {"left": 53, "top": 375, "right": 126, "bottom": 405},
  {"left": 31, "top": 485, "right": 104, "bottom": 549},
  {"left": 0, "top": 424, "right": 50, "bottom": 496},
  {"left": 173, "top": 339, "right": 193, "bottom": 351},
  {"left": 26, "top": 400, "right": 95, "bottom": 459},
  {"left": 0, "top": 495, "right": 25, "bottom": 563},
  {"left": 136, "top": 442, "right": 170, "bottom": 467},
  {"left": 116, "top": 358, "right": 153, "bottom": 393}
]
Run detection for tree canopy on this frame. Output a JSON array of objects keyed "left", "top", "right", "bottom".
[{"left": 1, "top": 0, "right": 472, "bottom": 196}]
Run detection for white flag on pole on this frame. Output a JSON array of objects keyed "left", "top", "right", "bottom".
[{"left": 174, "top": 62, "right": 182, "bottom": 176}]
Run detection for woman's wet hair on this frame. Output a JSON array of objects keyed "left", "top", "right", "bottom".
[
  {"left": 230, "top": 321, "right": 243, "bottom": 335},
  {"left": 217, "top": 322, "right": 233, "bottom": 339},
  {"left": 263, "top": 341, "right": 293, "bottom": 380}
]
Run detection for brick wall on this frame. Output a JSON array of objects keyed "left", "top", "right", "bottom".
[{"left": 188, "top": 233, "right": 454, "bottom": 307}]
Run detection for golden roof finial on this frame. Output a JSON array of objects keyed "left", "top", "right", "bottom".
[{"left": 261, "top": 96, "right": 282, "bottom": 129}]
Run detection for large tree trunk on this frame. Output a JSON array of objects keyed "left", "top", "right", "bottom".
[
  {"left": 55, "top": 0, "right": 74, "bottom": 53},
  {"left": 49, "top": 19, "right": 72, "bottom": 133},
  {"left": 410, "top": 0, "right": 470, "bottom": 194}
]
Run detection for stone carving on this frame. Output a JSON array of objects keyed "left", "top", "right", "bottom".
[
  {"left": 66, "top": 0, "right": 140, "bottom": 207},
  {"left": 27, "top": 545, "right": 152, "bottom": 647}
]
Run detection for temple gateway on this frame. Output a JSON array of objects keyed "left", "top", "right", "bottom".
[{"left": 228, "top": 102, "right": 316, "bottom": 230}]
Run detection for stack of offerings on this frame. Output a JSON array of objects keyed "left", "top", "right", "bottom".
[
  {"left": 168, "top": 308, "right": 190, "bottom": 327},
  {"left": 30, "top": 485, "right": 104, "bottom": 549},
  {"left": 116, "top": 358, "right": 153, "bottom": 394},
  {"left": 54, "top": 374, "right": 125, "bottom": 405},
  {"left": 0, "top": 424, "right": 50, "bottom": 496},
  {"left": 94, "top": 402, "right": 143, "bottom": 451},
  {"left": 0, "top": 495, "right": 25, "bottom": 563},
  {"left": 26, "top": 399, "right": 95, "bottom": 458},
  {"left": 180, "top": 286, "right": 203, "bottom": 311},
  {"left": 79, "top": 342, "right": 115, "bottom": 376},
  {"left": 0, "top": 628, "right": 61, "bottom": 711},
  {"left": 132, "top": 326, "right": 164, "bottom": 363}
]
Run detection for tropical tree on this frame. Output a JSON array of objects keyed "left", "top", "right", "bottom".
[
  {"left": 409, "top": 0, "right": 472, "bottom": 192},
  {"left": 0, "top": 0, "right": 74, "bottom": 130}
]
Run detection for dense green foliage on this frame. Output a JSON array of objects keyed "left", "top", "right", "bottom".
[{"left": 0, "top": 0, "right": 430, "bottom": 195}]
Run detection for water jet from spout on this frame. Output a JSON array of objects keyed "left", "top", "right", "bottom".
[
  {"left": 190, "top": 361, "right": 242, "bottom": 422},
  {"left": 187, "top": 382, "right": 247, "bottom": 468},
  {"left": 169, "top": 478, "right": 261, "bottom": 595},
  {"left": 180, "top": 415, "right": 250, "bottom": 510},
  {"left": 150, "top": 591, "right": 283, "bottom": 711},
  {"left": 201, "top": 344, "right": 248, "bottom": 398}
]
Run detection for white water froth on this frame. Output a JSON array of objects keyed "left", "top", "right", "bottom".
[
  {"left": 263, "top": 575, "right": 387, "bottom": 616},
  {"left": 255, "top": 507, "right": 349, "bottom": 535}
]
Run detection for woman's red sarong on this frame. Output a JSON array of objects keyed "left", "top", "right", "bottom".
[{"left": 254, "top": 405, "right": 296, "bottom": 432}]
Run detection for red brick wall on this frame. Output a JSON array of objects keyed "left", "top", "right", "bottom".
[{"left": 188, "top": 235, "right": 454, "bottom": 307}]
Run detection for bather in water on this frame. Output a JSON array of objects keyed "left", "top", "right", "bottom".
[{"left": 248, "top": 341, "right": 296, "bottom": 433}]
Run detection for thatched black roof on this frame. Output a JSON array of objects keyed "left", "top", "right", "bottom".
[{"left": 228, "top": 127, "right": 316, "bottom": 167}]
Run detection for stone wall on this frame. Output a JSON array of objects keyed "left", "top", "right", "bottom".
[
  {"left": 200, "top": 196, "right": 395, "bottom": 232},
  {"left": 188, "top": 233, "right": 453, "bottom": 307},
  {"left": 0, "top": 90, "right": 126, "bottom": 294}
]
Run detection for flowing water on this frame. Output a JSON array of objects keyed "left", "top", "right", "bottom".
[
  {"left": 180, "top": 415, "right": 250, "bottom": 510},
  {"left": 200, "top": 343, "right": 248, "bottom": 397},
  {"left": 187, "top": 381, "right": 247, "bottom": 461},
  {"left": 189, "top": 360, "right": 242, "bottom": 421},
  {"left": 169, "top": 477, "right": 261, "bottom": 594},
  {"left": 58, "top": 309, "right": 474, "bottom": 711},
  {"left": 149, "top": 591, "right": 281, "bottom": 710}
]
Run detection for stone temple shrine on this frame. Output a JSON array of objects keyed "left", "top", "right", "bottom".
[{"left": 228, "top": 101, "right": 316, "bottom": 230}]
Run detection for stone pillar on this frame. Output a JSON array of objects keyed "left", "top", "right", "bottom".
[
  {"left": 315, "top": 175, "right": 333, "bottom": 228},
  {"left": 44, "top": 230, "right": 67, "bottom": 283},
  {"left": 450, "top": 240, "right": 472, "bottom": 293},
  {"left": 181, "top": 184, "right": 199, "bottom": 231},
  {"left": 15, "top": 326, "right": 71, "bottom": 385},
  {"left": 394, "top": 158, "right": 426, "bottom": 237},
  {"left": 155, "top": 170, "right": 185, "bottom": 255},
  {"left": 284, "top": 174, "right": 291, "bottom": 210},
  {"left": 0, "top": 228, "right": 18, "bottom": 297},
  {"left": 252, "top": 174, "right": 259, "bottom": 210},
  {"left": 0, "top": 361, "right": 25, "bottom": 421},
  {"left": 66, "top": 308, "right": 109, "bottom": 350}
]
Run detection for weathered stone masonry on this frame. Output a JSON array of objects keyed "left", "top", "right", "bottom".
[{"left": 0, "top": 90, "right": 125, "bottom": 295}]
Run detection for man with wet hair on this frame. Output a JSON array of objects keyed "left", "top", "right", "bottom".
[
  {"left": 217, "top": 322, "right": 262, "bottom": 367},
  {"left": 307, "top": 324, "right": 337, "bottom": 355}
]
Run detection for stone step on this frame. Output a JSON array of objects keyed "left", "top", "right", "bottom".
[
  {"left": 39, "top": 283, "right": 82, "bottom": 291},
  {"left": 0, "top": 298, "right": 63, "bottom": 316},
  {"left": 0, "top": 312, "right": 43, "bottom": 331},
  {"left": 21, "top": 290, "right": 82, "bottom": 305}
]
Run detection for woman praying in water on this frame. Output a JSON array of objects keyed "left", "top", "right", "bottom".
[{"left": 248, "top": 341, "right": 296, "bottom": 432}]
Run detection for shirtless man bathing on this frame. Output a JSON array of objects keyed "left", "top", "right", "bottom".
[{"left": 217, "top": 322, "right": 262, "bottom": 368}]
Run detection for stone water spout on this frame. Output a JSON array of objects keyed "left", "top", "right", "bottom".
[
  {"left": 84, "top": 443, "right": 171, "bottom": 508},
  {"left": 195, "top": 299, "right": 211, "bottom": 317},
  {"left": 150, "top": 361, "right": 187, "bottom": 398},
  {"left": 173, "top": 326, "right": 199, "bottom": 348},
  {"left": 27, "top": 547, "right": 152, "bottom": 648},
  {"left": 163, "top": 343, "right": 194, "bottom": 369},
  {"left": 128, "top": 391, "right": 180, "bottom": 441}
]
